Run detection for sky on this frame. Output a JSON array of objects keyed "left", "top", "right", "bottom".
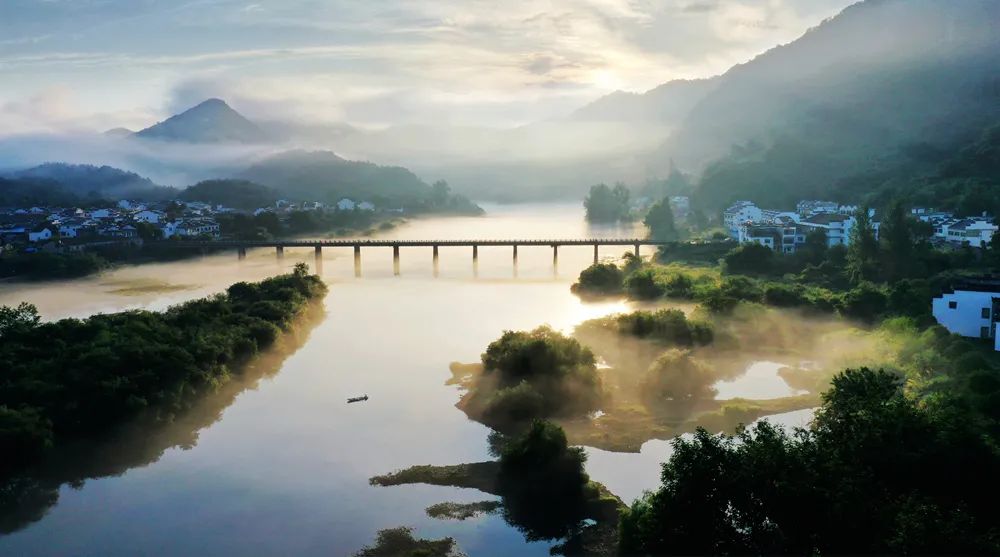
[{"left": 0, "top": 0, "right": 857, "bottom": 134}]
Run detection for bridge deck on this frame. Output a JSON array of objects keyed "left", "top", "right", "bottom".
[{"left": 168, "top": 238, "right": 669, "bottom": 248}]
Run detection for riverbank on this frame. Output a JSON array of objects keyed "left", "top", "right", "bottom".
[{"left": 0, "top": 264, "right": 328, "bottom": 482}]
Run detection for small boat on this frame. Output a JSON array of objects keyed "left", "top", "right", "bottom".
[{"left": 347, "top": 395, "right": 369, "bottom": 404}]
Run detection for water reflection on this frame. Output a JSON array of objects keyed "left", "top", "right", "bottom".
[{"left": 0, "top": 307, "right": 325, "bottom": 535}]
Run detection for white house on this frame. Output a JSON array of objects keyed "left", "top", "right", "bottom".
[
  {"left": 723, "top": 201, "right": 763, "bottom": 237},
  {"left": 90, "top": 209, "right": 112, "bottom": 219},
  {"left": 358, "top": 201, "right": 376, "bottom": 211},
  {"left": 57, "top": 224, "right": 79, "bottom": 238},
  {"left": 175, "top": 219, "right": 221, "bottom": 238},
  {"left": 27, "top": 226, "right": 54, "bottom": 242},
  {"left": 932, "top": 280, "right": 1000, "bottom": 350},
  {"left": 738, "top": 221, "right": 803, "bottom": 254},
  {"left": 796, "top": 213, "right": 880, "bottom": 247},
  {"left": 133, "top": 209, "right": 164, "bottom": 224},
  {"left": 796, "top": 200, "right": 839, "bottom": 216},
  {"left": 337, "top": 198, "right": 357, "bottom": 211},
  {"left": 943, "top": 218, "right": 997, "bottom": 248}
]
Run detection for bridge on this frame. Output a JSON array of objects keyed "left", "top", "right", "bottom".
[{"left": 167, "top": 238, "right": 670, "bottom": 276}]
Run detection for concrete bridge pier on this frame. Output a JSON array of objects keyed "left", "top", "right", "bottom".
[
  {"left": 472, "top": 244, "right": 479, "bottom": 278},
  {"left": 353, "top": 245, "right": 361, "bottom": 277},
  {"left": 634, "top": 244, "right": 640, "bottom": 259},
  {"left": 276, "top": 245, "right": 284, "bottom": 260},
  {"left": 237, "top": 246, "right": 247, "bottom": 261},
  {"left": 432, "top": 245, "right": 440, "bottom": 278},
  {"left": 593, "top": 244, "right": 599, "bottom": 265},
  {"left": 393, "top": 245, "right": 401, "bottom": 276},
  {"left": 552, "top": 245, "right": 559, "bottom": 277},
  {"left": 512, "top": 245, "right": 518, "bottom": 263}
]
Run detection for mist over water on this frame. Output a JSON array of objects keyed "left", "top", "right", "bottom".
[{"left": 0, "top": 204, "right": 813, "bottom": 556}]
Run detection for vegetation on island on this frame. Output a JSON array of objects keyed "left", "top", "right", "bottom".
[
  {"left": 0, "top": 263, "right": 327, "bottom": 479},
  {"left": 353, "top": 527, "right": 464, "bottom": 557},
  {"left": 371, "top": 420, "right": 624, "bottom": 556},
  {"left": 584, "top": 183, "right": 632, "bottom": 223},
  {"left": 452, "top": 327, "right": 604, "bottom": 429}
]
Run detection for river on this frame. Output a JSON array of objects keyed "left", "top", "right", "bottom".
[{"left": 0, "top": 203, "right": 811, "bottom": 556}]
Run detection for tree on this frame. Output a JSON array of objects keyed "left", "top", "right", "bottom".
[
  {"left": 644, "top": 197, "right": 678, "bottom": 241},
  {"left": 880, "top": 198, "right": 915, "bottom": 281},
  {"left": 584, "top": 183, "right": 631, "bottom": 222},
  {"left": 431, "top": 180, "right": 451, "bottom": 207},
  {"left": 134, "top": 222, "right": 161, "bottom": 241},
  {"left": 847, "top": 206, "right": 879, "bottom": 284},
  {"left": 0, "top": 302, "right": 40, "bottom": 337},
  {"left": 497, "top": 420, "right": 591, "bottom": 541},
  {"left": 722, "top": 243, "right": 774, "bottom": 276},
  {"left": 640, "top": 350, "right": 718, "bottom": 407}
]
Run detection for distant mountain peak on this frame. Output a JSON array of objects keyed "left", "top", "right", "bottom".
[{"left": 134, "top": 98, "right": 269, "bottom": 144}]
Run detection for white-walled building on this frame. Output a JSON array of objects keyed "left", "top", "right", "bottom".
[
  {"left": 133, "top": 210, "right": 164, "bottom": 224},
  {"left": 723, "top": 201, "right": 763, "bottom": 236},
  {"left": 943, "top": 218, "right": 997, "bottom": 248},
  {"left": 27, "top": 226, "right": 53, "bottom": 242},
  {"left": 358, "top": 201, "right": 376, "bottom": 211},
  {"left": 932, "top": 280, "right": 1000, "bottom": 350},
  {"left": 337, "top": 198, "right": 357, "bottom": 211}
]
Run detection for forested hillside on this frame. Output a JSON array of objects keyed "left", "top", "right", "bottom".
[{"left": 649, "top": 0, "right": 1000, "bottom": 211}]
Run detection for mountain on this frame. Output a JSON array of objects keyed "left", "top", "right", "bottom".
[
  {"left": 11, "top": 163, "right": 176, "bottom": 200},
  {"left": 660, "top": 0, "right": 1000, "bottom": 210},
  {"left": 0, "top": 177, "right": 79, "bottom": 207},
  {"left": 238, "top": 150, "right": 482, "bottom": 213},
  {"left": 134, "top": 99, "right": 269, "bottom": 144},
  {"left": 568, "top": 78, "right": 719, "bottom": 124},
  {"left": 103, "top": 127, "right": 134, "bottom": 138}
]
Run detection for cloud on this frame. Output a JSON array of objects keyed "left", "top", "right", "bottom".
[{"left": 0, "top": 0, "right": 858, "bottom": 132}]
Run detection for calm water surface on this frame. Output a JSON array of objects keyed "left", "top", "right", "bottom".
[{"left": 0, "top": 203, "right": 809, "bottom": 556}]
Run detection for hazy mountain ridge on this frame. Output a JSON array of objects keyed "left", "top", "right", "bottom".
[
  {"left": 10, "top": 163, "right": 177, "bottom": 200},
  {"left": 134, "top": 98, "right": 270, "bottom": 144},
  {"left": 568, "top": 78, "right": 720, "bottom": 124},
  {"left": 662, "top": 0, "right": 1000, "bottom": 173}
]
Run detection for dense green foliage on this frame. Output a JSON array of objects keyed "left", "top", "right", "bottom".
[
  {"left": 584, "top": 183, "right": 631, "bottom": 222},
  {"left": 643, "top": 198, "right": 678, "bottom": 241},
  {"left": 611, "top": 309, "right": 713, "bottom": 348},
  {"left": 471, "top": 327, "right": 602, "bottom": 427},
  {"left": 179, "top": 179, "right": 279, "bottom": 210},
  {"left": 619, "top": 368, "right": 1000, "bottom": 554},
  {"left": 496, "top": 420, "right": 593, "bottom": 541},
  {"left": 0, "top": 264, "right": 327, "bottom": 477},
  {"left": 353, "top": 527, "right": 461, "bottom": 557},
  {"left": 571, "top": 263, "right": 624, "bottom": 296},
  {"left": 640, "top": 350, "right": 718, "bottom": 406},
  {"left": 0, "top": 252, "right": 110, "bottom": 280}
]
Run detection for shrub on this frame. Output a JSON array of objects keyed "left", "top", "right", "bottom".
[
  {"left": 722, "top": 243, "right": 775, "bottom": 276},
  {"left": 572, "top": 263, "right": 624, "bottom": 296},
  {"left": 624, "top": 267, "right": 666, "bottom": 299}
]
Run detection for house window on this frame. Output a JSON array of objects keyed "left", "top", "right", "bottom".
[
  {"left": 949, "top": 301, "right": 958, "bottom": 309},
  {"left": 981, "top": 326, "right": 991, "bottom": 339},
  {"left": 983, "top": 308, "right": 992, "bottom": 319}
]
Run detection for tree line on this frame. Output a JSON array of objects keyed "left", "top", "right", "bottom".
[{"left": 0, "top": 264, "right": 327, "bottom": 479}]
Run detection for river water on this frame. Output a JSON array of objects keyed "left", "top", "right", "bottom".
[{"left": 0, "top": 203, "right": 809, "bottom": 556}]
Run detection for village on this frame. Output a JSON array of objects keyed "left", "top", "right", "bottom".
[
  {"left": 0, "top": 196, "right": 386, "bottom": 255},
  {"left": 724, "top": 199, "right": 998, "bottom": 251}
]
